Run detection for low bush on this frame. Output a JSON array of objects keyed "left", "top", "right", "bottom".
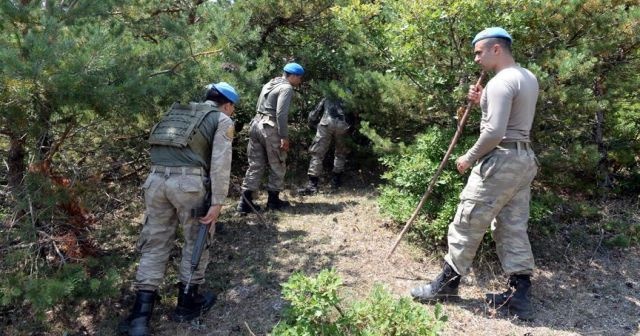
[
  {"left": 364, "top": 125, "right": 473, "bottom": 246},
  {"left": 273, "top": 269, "right": 447, "bottom": 336}
]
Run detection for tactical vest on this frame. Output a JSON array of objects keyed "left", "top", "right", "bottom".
[{"left": 148, "top": 102, "right": 220, "bottom": 164}]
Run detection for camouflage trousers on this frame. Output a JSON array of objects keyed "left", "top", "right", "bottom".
[
  {"left": 241, "top": 115, "right": 287, "bottom": 192},
  {"left": 308, "top": 116, "right": 350, "bottom": 177},
  {"left": 134, "top": 166, "right": 213, "bottom": 291},
  {"left": 444, "top": 145, "right": 538, "bottom": 276}
]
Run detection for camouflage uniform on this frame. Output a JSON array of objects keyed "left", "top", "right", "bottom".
[
  {"left": 444, "top": 143, "right": 538, "bottom": 275},
  {"left": 307, "top": 98, "right": 351, "bottom": 177},
  {"left": 135, "top": 101, "right": 234, "bottom": 291},
  {"left": 445, "top": 66, "right": 539, "bottom": 276},
  {"left": 241, "top": 77, "right": 294, "bottom": 192}
]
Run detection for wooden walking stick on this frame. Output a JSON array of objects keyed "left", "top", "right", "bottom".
[{"left": 386, "top": 71, "right": 486, "bottom": 259}]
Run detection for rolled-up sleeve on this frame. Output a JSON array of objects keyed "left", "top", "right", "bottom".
[{"left": 209, "top": 115, "right": 234, "bottom": 205}]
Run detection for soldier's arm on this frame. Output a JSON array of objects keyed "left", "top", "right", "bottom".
[
  {"left": 275, "top": 86, "right": 293, "bottom": 139},
  {"left": 209, "top": 115, "right": 234, "bottom": 206},
  {"left": 462, "top": 78, "right": 514, "bottom": 163}
]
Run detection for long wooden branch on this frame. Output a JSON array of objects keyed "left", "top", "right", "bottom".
[
  {"left": 43, "top": 121, "right": 76, "bottom": 164},
  {"left": 386, "top": 71, "right": 486, "bottom": 259}
]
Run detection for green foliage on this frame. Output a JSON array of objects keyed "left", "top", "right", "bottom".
[
  {"left": 602, "top": 220, "right": 640, "bottom": 248},
  {"left": 0, "top": 262, "right": 121, "bottom": 319},
  {"left": 276, "top": 269, "right": 343, "bottom": 335},
  {"left": 374, "top": 126, "right": 472, "bottom": 245},
  {"left": 273, "top": 269, "right": 447, "bottom": 336},
  {"left": 280, "top": 269, "right": 342, "bottom": 328},
  {"left": 346, "top": 286, "right": 447, "bottom": 336},
  {"left": 1, "top": 0, "right": 640, "bottom": 331},
  {"left": 529, "top": 192, "right": 563, "bottom": 236}
]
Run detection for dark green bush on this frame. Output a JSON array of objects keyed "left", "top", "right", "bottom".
[{"left": 367, "top": 125, "right": 473, "bottom": 246}]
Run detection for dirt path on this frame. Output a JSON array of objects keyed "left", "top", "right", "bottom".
[{"left": 109, "top": 187, "right": 639, "bottom": 336}]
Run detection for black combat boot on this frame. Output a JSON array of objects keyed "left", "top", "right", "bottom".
[
  {"left": 267, "top": 190, "right": 290, "bottom": 210},
  {"left": 237, "top": 189, "right": 260, "bottom": 215},
  {"left": 297, "top": 176, "right": 319, "bottom": 195},
  {"left": 118, "top": 290, "right": 157, "bottom": 336},
  {"left": 410, "top": 262, "right": 461, "bottom": 302},
  {"left": 171, "top": 283, "right": 216, "bottom": 323},
  {"left": 330, "top": 173, "right": 343, "bottom": 189},
  {"left": 486, "top": 274, "right": 534, "bottom": 321}
]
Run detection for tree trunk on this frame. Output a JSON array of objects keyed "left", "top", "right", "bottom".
[
  {"left": 593, "top": 78, "right": 612, "bottom": 195},
  {"left": 35, "top": 99, "right": 54, "bottom": 161},
  {"left": 7, "top": 133, "right": 26, "bottom": 193}
]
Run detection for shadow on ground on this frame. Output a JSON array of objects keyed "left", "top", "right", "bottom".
[
  {"left": 445, "top": 243, "right": 640, "bottom": 336},
  {"left": 137, "top": 206, "right": 360, "bottom": 336}
]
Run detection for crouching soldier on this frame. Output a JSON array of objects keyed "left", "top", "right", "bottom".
[
  {"left": 298, "top": 95, "right": 353, "bottom": 195},
  {"left": 237, "top": 62, "right": 304, "bottom": 213}
]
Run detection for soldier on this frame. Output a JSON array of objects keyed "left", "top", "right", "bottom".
[
  {"left": 298, "top": 96, "right": 353, "bottom": 195},
  {"left": 119, "top": 82, "right": 238, "bottom": 336},
  {"left": 237, "top": 62, "right": 304, "bottom": 213},
  {"left": 410, "top": 27, "right": 539, "bottom": 321}
]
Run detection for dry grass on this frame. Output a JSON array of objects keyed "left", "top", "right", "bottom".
[{"left": 92, "top": 180, "right": 640, "bottom": 336}]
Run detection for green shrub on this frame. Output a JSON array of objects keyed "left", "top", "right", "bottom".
[
  {"left": 277, "top": 269, "right": 344, "bottom": 335},
  {"left": 273, "top": 269, "right": 447, "bottom": 336},
  {"left": 368, "top": 126, "right": 472, "bottom": 246},
  {"left": 529, "top": 192, "right": 563, "bottom": 236},
  {"left": 602, "top": 220, "right": 640, "bottom": 248},
  {"left": 346, "top": 286, "right": 447, "bottom": 336},
  {"left": 0, "top": 262, "right": 121, "bottom": 321}
]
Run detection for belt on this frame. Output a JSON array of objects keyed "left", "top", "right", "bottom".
[
  {"left": 150, "top": 165, "right": 204, "bottom": 176},
  {"left": 256, "top": 112, "right": 274, "bottom": 118},
  {"left": 497, "top": 141, "right": 532, "bottom": 150}
]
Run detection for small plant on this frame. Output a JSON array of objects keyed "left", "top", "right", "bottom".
[
  {"left": 273, "top": 269, "right": 447, "bottom": 335},
  {"left": 603, "top": 219, "right": 640, "bottom": 248},
  {"left": 0, "top": 261, "right": 121, "bottom": 324}
]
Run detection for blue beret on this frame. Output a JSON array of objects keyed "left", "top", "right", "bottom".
[
  {"left": 209, "top": 82, "right": 239, "bottom": 104},
  {"left": 472, "top": 27, "right": 512, "bottom": 45},
  {"left": 283, "top": 62, "right": 304, "bottom": 76}
]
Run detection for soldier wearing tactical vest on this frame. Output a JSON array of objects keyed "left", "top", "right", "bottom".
[
  {"left": 119, "top": 82, "right": 238, "bottom": 336},
  {"left": 298, "top": 96, "right": 353, "bottom": 195},
  {"left": 237, "top": 62, "right": 304, "bottom": 213}
]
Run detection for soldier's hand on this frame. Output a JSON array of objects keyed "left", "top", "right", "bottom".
[
  {"left": 200, "top": 204, "right": 222, "bottom": 227},
  {"left": 456, "top": 156, "right": 472, "bottom": 174},
  {"left": 467, "top": 84, "right": 483, "bottom": 105},
  {"left": 280, "top": 138, "right": 290, "bottom": 152}
]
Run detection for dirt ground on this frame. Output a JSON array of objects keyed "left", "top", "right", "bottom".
[{"left": 101, "top": 181, "right": 640, "bottom": 336}]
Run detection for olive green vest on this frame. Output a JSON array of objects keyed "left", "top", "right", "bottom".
[{"left": 148, "top": 102, "right": 220, "bottom": 168}]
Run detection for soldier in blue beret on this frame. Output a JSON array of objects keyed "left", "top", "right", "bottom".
[
  {"left": 237, "top": 62, "right": 305, "bottom": 213},
  {"left": 411, "top": 27, "right": 539, "bottom": 321},
  {"left": 119, "top": 82, "right": 239, "bottom": 335}
]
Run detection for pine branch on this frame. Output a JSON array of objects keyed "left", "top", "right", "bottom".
[{"left": 149, "top": 49, "right": 222, "bottom": 77}]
